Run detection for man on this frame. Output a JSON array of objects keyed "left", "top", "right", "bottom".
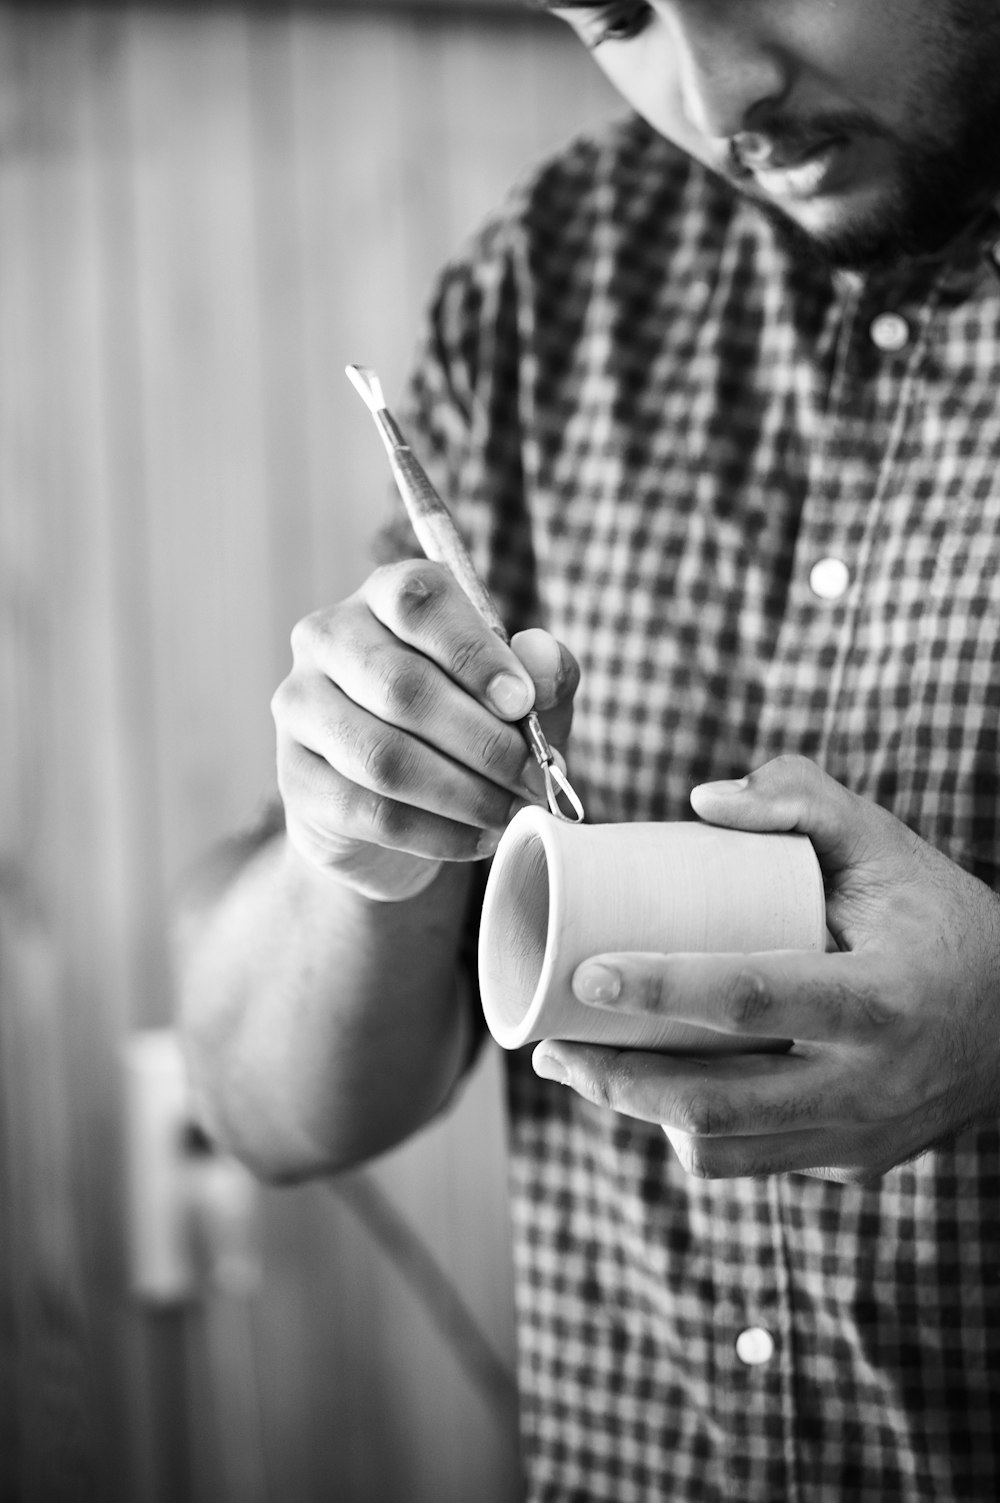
[{"left": 178, "top": 3, "right": 1000, "bottom": 1497}]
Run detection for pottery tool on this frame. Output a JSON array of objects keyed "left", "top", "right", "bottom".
[{"left": 345, "top": 363, "right": 585, "bottom": 824}]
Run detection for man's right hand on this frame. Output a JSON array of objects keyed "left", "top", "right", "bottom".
[{"left": 271, "top": 560, "right": 580, "bottom": 901}]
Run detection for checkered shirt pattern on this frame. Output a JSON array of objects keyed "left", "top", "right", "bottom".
[{"left": 381, "top": 112, "right": 1000, "bottom": 1501}]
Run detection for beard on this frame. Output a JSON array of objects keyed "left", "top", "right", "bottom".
[
  {"left": 740, "top": 127, "right": 1000, "bottom": 273},
  {"left": 719, "top": 32, "right": 1000, "bottom": 272}
]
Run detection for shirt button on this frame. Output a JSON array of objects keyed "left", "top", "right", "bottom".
[
  {"left": 990, "top": 241, "right": 1000, "bottom": 272},
  {"left": 809, "top": 556, "right": 851, "bottom": 600},
  {"left": 869, "top": 311, "right": 911, "bottom": 352},
  {"left": 736, "top": 1327, "right": 776, "bottom": 1366}
]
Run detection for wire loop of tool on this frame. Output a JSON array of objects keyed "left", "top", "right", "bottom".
[
  {"left": 523, "top": 709, "right": 585, "bottom": 823},
  {"left": 346, "top": 362, "right": 587, "bottom": 825},
  {"left": 541, "top": 758, "right": 586, "bottom": 824}
]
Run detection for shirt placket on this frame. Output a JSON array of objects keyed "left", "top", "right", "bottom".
[
  {"left": 721, "top": 275, "right": 941, "bottom": 1500},
  {"left": 704, "top": 1176, "right": 800, "bottom": 1500},
  {"left": 753, "top": 276, "right": 936, "bottom": 778}
]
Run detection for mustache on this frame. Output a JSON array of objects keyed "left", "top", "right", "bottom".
[{"left": 725, "top": 112, "right": 885, "bottom": 175}]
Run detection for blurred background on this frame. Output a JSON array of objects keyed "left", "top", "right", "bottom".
[{"left": 0, "top": 1, "right": 618, "bottom": 1499}]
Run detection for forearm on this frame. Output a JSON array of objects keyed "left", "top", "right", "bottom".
[{"left": 175, "top": 833, "right": 478, "bottom": 1181}]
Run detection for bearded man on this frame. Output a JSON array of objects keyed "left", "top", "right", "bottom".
[{"left": 179, "top": 6, "right": 1000, "bottom": 1497}]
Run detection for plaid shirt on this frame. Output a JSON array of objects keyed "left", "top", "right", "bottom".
[{"left": 389, "top": 112, "right": 1000, "bottom": 1502}]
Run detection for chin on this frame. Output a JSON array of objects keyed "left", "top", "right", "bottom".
[
  {"left": 751, "top": 187, "right": 970, "bottom": 274},
  {"left": 812, "top": 210, "right": 971, "bottom": 273}
]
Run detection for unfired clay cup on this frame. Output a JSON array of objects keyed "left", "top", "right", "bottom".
[{"left": 478, "top": 807, "right": 826, "bottom": 1053}]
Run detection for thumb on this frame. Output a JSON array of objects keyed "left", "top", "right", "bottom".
[{"left": 690, "top": 754, "right": 877, "bottom": 871}]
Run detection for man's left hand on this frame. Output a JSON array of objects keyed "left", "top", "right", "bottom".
[{"left": 531, "top": 755, "right": 1000, "bottom": 1183}]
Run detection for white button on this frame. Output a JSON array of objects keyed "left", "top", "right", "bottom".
[
  {"left": 809, "top": 556, "right": 851, "bottom": 601},
  {"left": 869, "top": 311, "right": 911, "bottom": 352},
  {"left": 991, "top": 241, "right": 1000, "bottom": 270},
  {"left": 736, "top": 1327, "right": 775, "bottom": 1366}
]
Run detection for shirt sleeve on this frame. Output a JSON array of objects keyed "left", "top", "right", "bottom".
[{"left": 372, "top": 215, "right": 542, "bottom": 638}]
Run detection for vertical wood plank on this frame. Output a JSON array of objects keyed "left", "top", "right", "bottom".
[
  {"left": 126, "top": 7, "right": 279, "bottom": 873},
  {"left": 0, "top": 8, "right": 128, "bottom": 1499},
  {"left": 0, "top": 6, "right": 622, "bottom": 1502}
]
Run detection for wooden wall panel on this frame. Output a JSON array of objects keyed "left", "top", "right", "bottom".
[
  {"left": 0, "top": 13, "right": 132, "bottom": 1501},
  {"left": 0, "top": 6, "right": 620, "bottom": 1500}
]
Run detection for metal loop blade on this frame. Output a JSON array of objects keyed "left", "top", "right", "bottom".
[{"left": 542, "top": 761, "right": 586, "bottom": 823}]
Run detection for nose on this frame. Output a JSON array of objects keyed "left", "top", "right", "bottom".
[{"left": 668, "top": 6, "right": 791, "bottom": 140}]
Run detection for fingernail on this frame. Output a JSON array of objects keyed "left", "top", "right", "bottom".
[
  {"left": 692, "top": 777, "right": 748, "bottom": 797},
  {"left": 488, "top": 671, "right": 534, "bottom": 719},
  {"left": 477, "top": 829, "right": 501, "bottom": 859},
  {"left": 532, "top": 1049, "right": 568, "bottom": 1084},
  {"left": 573, "top": 963, "right": 621, "bottom": 1005}
]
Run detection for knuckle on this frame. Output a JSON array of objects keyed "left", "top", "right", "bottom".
[
  {"left": 375, "top": 656, "right": 428, "bottom": 720},
  {"left": 447, "top": 632, "right": 497, "bottom": 685},
  {"left": 840, "top": 1166, "right": 878, "bottom": 1188},
  {"left": 679, "top": 1135, "right": 754, "bottom": 1181},
  {"left": 637, "top": 967, "right": 669, "bottom": 1015},
  {"left": 270, "top": 671, "right": 310, "bottom": 727},
  {"left": 765, "top": 752, "right": 817, "bottom": 787},
  {"left": 853, "top": 978, "right": 896, "bottom": 1032},
  {"left": 270, "top": 677, "right": 293, "bottom": 726},
  {"left": 359, "top": 729, "right": 411, "bottom": 793},
  {"left": 772, "top": 752, "right": 810, "bottom": 777},
  {"left": 684, "top": 1148, "right": 716, "bottom": 1181},
  {"left": 819, "top": 974, "right": 895, "bottom": 1044},
  {"left": 367, "top": 792, "right": 414, "bottom": 846},
  {"left": 676, "top": 1088, "right": 727, "bottom": 1139},
  {"left": 290, "top": 606, "right": 336, "bottom": 660},
  {"left": 585, "top": 1069, "right": 617, "bottom": 1115},
  {"left": 382, "top": 559, "right": 447, "bottom": 619},
  {"left": 673, "top": 1134, "right": 723, "bottom": 1181},
  {"left": 473, "top": 720, "right": 523, "bottom": 778},
  {"left": 721, "top": 967, "right": 772, "bottom": 1031},
  {"left": 588, "top": 1053, "right": 666, "bottom": 1119},
  {"left": 288, "top": 614, "right": 313, "bottom": 659},
  {"left": 586, "top": 1056, "right": 632, "bottom": 1115}
]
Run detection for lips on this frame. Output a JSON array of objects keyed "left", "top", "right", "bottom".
[
  {"left": 733, "top": 133, "right": 842, "bottom": 175},
  {"left": 728, "top": 133, "right": 851, "bottom": 202}
]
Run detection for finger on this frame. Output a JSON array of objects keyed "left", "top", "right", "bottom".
[
  {"left": 661, "top": 1124, "right": 875, "bottom": 1180},
  {"left": 276, "top": 678, "right": 522, "bottom": 834},
  {"left": 316, "top": 617, "right": 545, "bottom": 801},
  {"left": 510, "top": 629, "right": 580, "bottom": 739},
  {"left": 279, "top": 741, "right": 499, "bottom": 864},
  {"left": 570, "top": 949, "right": 895, "bottom": 1044},
  {"left": 689, "top": 753, "right": 900, "bottom": 871},
  {"left": 531, "top": 1041, "right": 898, "bottom": 1177},
  {"left": 513, "top": 633, "right": 578, "bottom": 750},
  {"left": 362, "top": 561, "right": 538, "bottom": 721},
  {"left": 531, "top": 1040, "right": 840, "bottom": 1138}
]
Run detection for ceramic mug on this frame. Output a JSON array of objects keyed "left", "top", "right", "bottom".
[{"left": 478, "top": 806, "right": 826, "bottom": 1053}]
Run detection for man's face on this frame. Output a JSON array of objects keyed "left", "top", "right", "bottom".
[{"left": 549, "top": 1, "right": 1000, "bottom": 269}]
